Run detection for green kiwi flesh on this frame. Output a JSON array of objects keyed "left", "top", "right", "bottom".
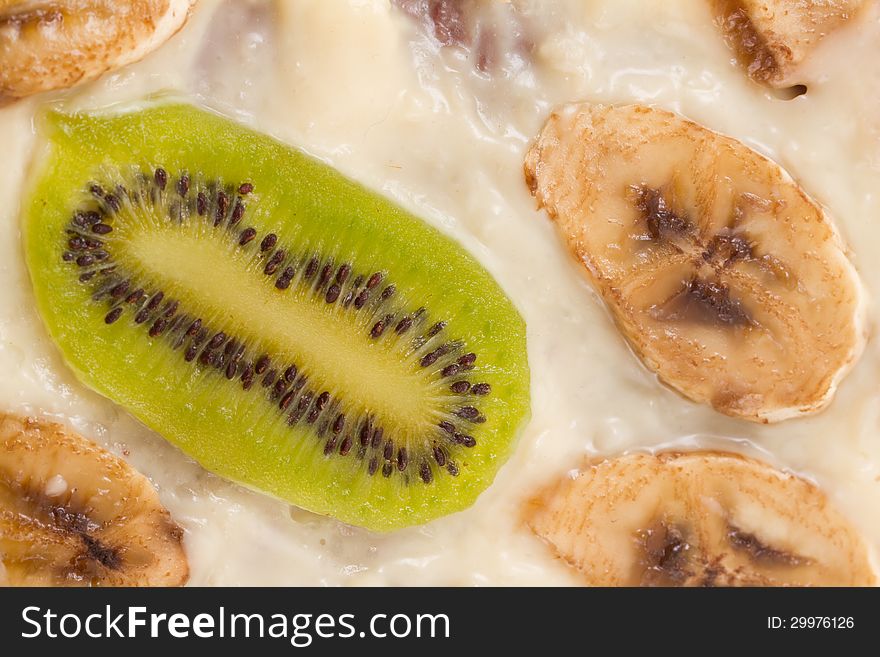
[{"left": 22, "top": 103, "right": 530, "bottom": 531}]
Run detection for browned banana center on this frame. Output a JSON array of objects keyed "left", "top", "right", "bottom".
[
  {"left": 631, "top": 185, "right": 775, "bottom": 327},
  {"left": 46, "top": 505, "right": 123, "bottom": 571},
  {"left": 638, "top": 521, "right": 694, "bottom": 586},
  {"left": 635, "top": 517, "right": 815, "bottom": 587},
  {"left": 726, "top": 525, "right": 809, "bottom": 567},
  {"left": 0, "top": 475, "right": 124, "bottom": 581}
]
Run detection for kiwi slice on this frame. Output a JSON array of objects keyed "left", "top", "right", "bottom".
[{"left": 22, "top": 103, "right": 530, "bottom": 531}]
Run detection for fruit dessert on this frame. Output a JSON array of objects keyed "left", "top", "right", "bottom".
[{"left": 1, "top": 0, "right": 877, "bottom": 587}]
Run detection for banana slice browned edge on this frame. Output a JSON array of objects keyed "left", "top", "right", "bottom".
[
  {"left": 0, "top": 412, "right": 188, "bottom": 586},
  {"left": 525, "top": 451, "right": 877, "bottom": 587},
  {"left": 0, "top": 0, "right": 194, "bottom": 100},
  {"left": 711, "top": 0, "right": 869, "bottom": 88}
]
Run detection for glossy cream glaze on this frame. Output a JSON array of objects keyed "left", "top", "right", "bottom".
[{"left": 1, "top": 0, "right": 879, "bottom": 585}]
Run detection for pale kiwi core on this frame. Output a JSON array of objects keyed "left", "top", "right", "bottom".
[{"left": 123, "top": 222, "right": 433, "bottom": 437}]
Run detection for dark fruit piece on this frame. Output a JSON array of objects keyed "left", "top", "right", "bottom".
[{"left": 23, "top": 103, "right": 530, "bottom": 531}]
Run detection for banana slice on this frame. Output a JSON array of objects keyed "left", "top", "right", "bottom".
[
  {"left": 0, "top": 0, "right": 193, "bottom": 100},
  {"left": 524, "top": 103, "right": 865, "bottom": 422},
  {"left": 711, "top": 0, "right": 868, "bottom": 88},
  {"left": 525, "top": 451, "right": 877, "bottom": 587},
  {"left": 0, "top": 413, "right": 188, "bottom": 586}
]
